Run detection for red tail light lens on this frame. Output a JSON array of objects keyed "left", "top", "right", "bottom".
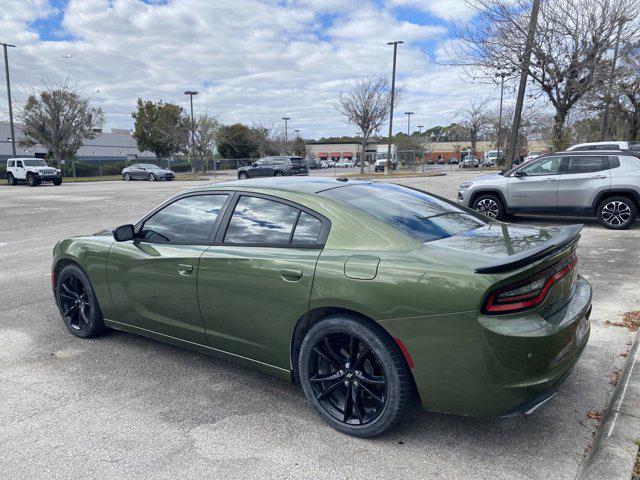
[{"left": 483, "top": 255, "right": 578, "bottom": 314}]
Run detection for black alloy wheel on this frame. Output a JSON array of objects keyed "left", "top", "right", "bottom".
[
  {"left": 298, "top": 316, "right": 412, "bottom": 437},
  {"left": 597, "top": 196, "right": 637, "bottom": 230},
  {"left": 309, "top": 333, "right": 387, "bottom": 426},
  {"left": 56, "top": 264, "right": 106, "bottom": 338},
  {"left": 238, "top": 172, "right": 248, "bottom": 180}
]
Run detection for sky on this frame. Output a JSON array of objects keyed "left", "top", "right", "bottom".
[{"left": 0, "top": 0, "right": 506, "bottom": 139}]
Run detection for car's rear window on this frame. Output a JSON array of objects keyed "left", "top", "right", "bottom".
[
  {"left": 320, "top": 183, "right": 487, "bottom": 242},
  {"left": 289, "top": 157, "right": 304, "bottom": 165}
]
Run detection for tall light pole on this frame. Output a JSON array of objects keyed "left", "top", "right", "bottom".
[
  {"left": 417, "top": 125, "right": 424, "bottom": 134},
  {"left": 1, "top": 42, "right": 16, "bottom": 157},
  {"left": 600, "top": 17, "right": 629, "bottom": 141},
  {"left": 386, "top": 41, "right": 404, "bottom": 173},
  {"left": 404, "top": 112, "right": 414, "bottom": 136},
  {"left": 495, "top": 70, "right": 508, "bottom": 163},
  {"left": 294, "top": 128, "right": 300, "bottom": 138},
  {"left": 506, "top": 0, "right": 540, "bottom": 168},
  {"left": 184, "top": 90, "right": 198, "bottom": 168},
  {"left": 282, "top": 116, "right": 290, "bottom": 154}
]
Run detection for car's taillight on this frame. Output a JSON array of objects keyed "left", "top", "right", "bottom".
[{"left": 482, "top": 255, "right": 578, "bottom": 314}]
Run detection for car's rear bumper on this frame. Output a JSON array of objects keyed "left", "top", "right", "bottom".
[{"left": 379, "top": 276, "right": 592, "bottom": 417}]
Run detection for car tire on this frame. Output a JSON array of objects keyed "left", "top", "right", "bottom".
[
  {"left": 55, "top": 264, "right": 107, "bottom": 338},
  {"left": 274, "top": 171, "right": 283, "bottom": 177},
  {"left": 53, "top": 177, "right": 62, "bottom": 186},
  {"left": 7, "top": 173, "right": 16, "bottom": 186},
  {"left": 238, "top": 172, "right": 248, "bottom": 180},
  {"left": 298, "top": 315, "right": 412, "bottom": 438},
  {"left": 149, "top": 173, "right": 156, "bottom": 181},
  {"left": 597, "top": 196, "right": 637, "bottom": 230},
  {"left": 124, "top": 173, "right": 131, "bottom": 181},
  {"left": 472, "top": 194, "right": 505, "bottom": 220},
  {"left": 27, "top": 174, "right": 39, "bottom": 187}
]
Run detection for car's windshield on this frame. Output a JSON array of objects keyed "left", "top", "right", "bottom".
[
  {"left": 22, "top": 159, "right": 48, "bottom": 167},
  {"left": 142, "top": 164, "right": 159, "bottom": 169},
  {"left": 320, "top": 183, "right": 487, "bottom": 242}
]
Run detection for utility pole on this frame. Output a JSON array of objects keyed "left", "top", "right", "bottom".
[
  {"left": 282, "top": 116, "right": 290, "bottom": 154},
  {"left": 600, "top": 17, "right": 628, "bottom": 141},
  {"left": 184, "top": 90, "right": 198, "bottom": 170},
  {"left": 1, "top": 42, "right": 16, "bottom": 157},
  {"left": 417, "top": 125, "right": 424, "bottom": 134},
  {"left": 506, "top": 0, "right": 540, "bottom": 168},
  {"left": 386, "top": 41, "right": 404, "bottom": 174},
  {"left": 405, "top": 112, "right": 414, "bottom": 136},
  {"left": 495, "top": 70, "right": 508, "bottom": 164}
]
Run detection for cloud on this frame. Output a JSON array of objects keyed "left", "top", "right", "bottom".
[{"left": 0, "top": 0, "right": 495, "bottom": 138}]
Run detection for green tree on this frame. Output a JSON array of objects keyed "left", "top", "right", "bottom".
[
  {"left": 216, "top": 123, "right": 259, "bottom": 158},
  {"left": 19, "top": 82, "right": 104, "bottom": 169},
  {"left": 132, "top": 99, "right": 189, "bottom": 158}
]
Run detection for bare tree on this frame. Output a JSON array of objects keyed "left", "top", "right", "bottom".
[
  {"left": 456, "top": 97, "right": 493, "bottom": 159},
  {"left": 450, "top": 0, "right": 639, "bottom": 150},
  {"left": 334, "top": 76, "right": 403, "bottom": 174},
  {"left": 193, "top": 114, "right": 220, "bottom": 169},
  {"left": 19, "top": 81, "right": 104, "bottom": 169},
  {"left": 250, "top": 121, "right": 283, "bottom": 157}
]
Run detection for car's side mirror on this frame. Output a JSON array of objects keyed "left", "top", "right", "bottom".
[
  {"left": 252, "top": 163, "right": 258, "bottom": 167},
  {"left": 513, "top": 170, "right": 525, "bottom": 177},
  {"left": 113, "top": 224, "right": 135, "bottom": 242}
]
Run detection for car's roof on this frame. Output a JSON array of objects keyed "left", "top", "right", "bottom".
[
  {"left": 198, "top": 176, "right": 370, "bottom": 194},
  {"left": 7, "top": 157, "right": 41, "bottom": 161},
  {"left": 568, "top": 141, "right": 628, "bottom": 148}
]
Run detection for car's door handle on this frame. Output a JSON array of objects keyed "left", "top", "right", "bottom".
[
  {"left": 592, "top": 175, "right": 608, "bottom": 179},
  {"left": 280, "top": 269, "right": 303, "bottom": 281},
  {"left": 178, "top": 264, "right": 194, "bottom": 276}
]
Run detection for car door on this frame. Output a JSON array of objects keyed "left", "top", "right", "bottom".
[
  {"left": 198, "top": 193, "right": 328, "bottom": 369},
  {"left": 557, "top": 155, "right": 611, "bottom": 210},
  {"left": 507, "top": 155, "right": 562, "bottom": 211},
  {"left": 106, "top": 193, "right": 232, "bottom": 344},
  {"left": 14, "top": 160, "right": 26, "bottom": 179},
  {"left": 248, "top": 159, "right": 268, "bottom": 178}
]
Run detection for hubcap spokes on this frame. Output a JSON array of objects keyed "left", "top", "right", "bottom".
[
  {"left": 602, "top": 201, "right": 631, "bottom": 226},
  {"left": 476, "top": 199, "right": 498, "bottom": 218},
  {"left": 309, "top": 334, "right": 386, "bottom": 426},
  {"left": 59, "top": 275, "right": 91, "bottom": 330}
]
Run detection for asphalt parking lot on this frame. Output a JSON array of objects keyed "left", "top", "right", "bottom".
[{"left": 1, "top": 172, "right": 638, "bottom": 479}]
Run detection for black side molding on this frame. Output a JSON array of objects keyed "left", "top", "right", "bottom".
[{"left": 475, "top": 224, "right": 583, "bottom": 274}]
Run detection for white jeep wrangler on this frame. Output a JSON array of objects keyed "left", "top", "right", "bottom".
[{"left": 6, "top": 158, "right": 62, "bottom": 186}]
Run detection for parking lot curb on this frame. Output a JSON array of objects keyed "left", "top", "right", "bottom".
[{"left": 577, "top": 329, "right": 640, "bottom": 480}]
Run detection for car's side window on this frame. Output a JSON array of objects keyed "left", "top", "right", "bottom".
[
  {"left": 519, "top": 156, "right": 562, "bottom": 176},
  {"left": 572, "top": 146, "right": 593, "bottom": 151},
  {"left": 592, "top": 144, "right": 619, "bottom": 151},
  {"left": 16, "top": 161, "right": 23, "bottom": 168},
  {"left": 609, "top": 156, "right": 621, "bottom": 169},
  {"left": 565, "top": 156, "right": 608, "bottom": 174},
  {"left": 7, "top": 161, "right": 14, "bottom": 168},
  {"left": 292, "top": 212, "right": 322, "bottom": 245},
  {"left": 224, "top": 196, "right": 299, "bottom": 245},
  {"left": 139, "top": 194, "right": 229, "bottom": 244}
]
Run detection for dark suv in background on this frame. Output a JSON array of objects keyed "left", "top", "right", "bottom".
[{"left": 238, "top": 156, "right": 308, "bottom": 179}]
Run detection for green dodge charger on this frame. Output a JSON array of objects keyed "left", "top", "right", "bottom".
[{"left": 52, "top": 177, "right": 591, "bottom": 437}]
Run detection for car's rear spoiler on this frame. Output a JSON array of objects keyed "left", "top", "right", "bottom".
[{"left": 475, "top": 224, "right": 583, "bottom": 274}]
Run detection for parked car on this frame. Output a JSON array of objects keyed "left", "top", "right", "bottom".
[
  {"left": 374, "top": 159, "right": 397, "bottom": 172},
  {"left": 5, "top": 158, "right": 62, "bottom": 186},
  {"left": 426, "top": 158, "right": 435, "bottom": 165},
  {"left": 524, "top": 151, "right": 545, "bottom": 163},
  {"left": 335, "top": 160, "right": 354, "bottom": 168},
  {"left": 237, "top": 156, "right": 308, "bottom": 179},
  {"left": 483, "top": 150, "right": 499, "bottom": 166},
  {"left": 567, "top": 141, "right": 640, "bottom": 152},
  {"left": 52, "top": 177, "right": 591, "bottom": 437},
  {"left": 437, "top": 157, "right": 446, "bottom": 165},
  {"left": 460, "top": 155, "right": 480, "bottom": 168},
  {"left": 458, "top": 150, "right": 640, "bottom": 229},
  {"left": 448, "top": 157, "right": 459, "bottom": 165},
  {"left": 306, "top": 157, "right": 319, "bottom": 170},
  {"left": 122, "top": 163, "right": 175, "bottom": 181}
]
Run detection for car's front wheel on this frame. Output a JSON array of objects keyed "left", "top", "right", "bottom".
[
  {"left": 27, "top": 174, "right": 40, "bottom": 186},
  {"left": 298, "top": 315, "right": 412, "bottom": 437},
  {"left": 149, "top": 173, "right": 157, "bottom": 181},
  {"left": 55, "top": 264, "right": 106, "bottom": 338},
  {"left": 597, "top": 196, "right": 637, "bottom": 230},
  {"left": 124, "top": 173, "right": 131, "bottom": 181},
  {"left": 53, "top": 176, "right": 62, "bottom": 186},
  {"left": 238, "top": 172, "right": 248, "bottom": 180},
  {"left": 274, "top": 171, "right": 283, "bottom": 177},
  {"left": 473, "top": 194, "right": 505, "bottom": 220}
]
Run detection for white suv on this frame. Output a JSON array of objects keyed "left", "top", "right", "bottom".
[{"left": 6, "top": 158, "right": 62, "bottom": 186}]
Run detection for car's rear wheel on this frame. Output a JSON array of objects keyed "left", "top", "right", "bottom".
[
  {"left": 274, "top": 171, "right": 283, "bottom": 177},
  {"left": 473, "top": 194, "right": 505, "bottom": 220},
  {"left": 56, "top": 264, "right": 106, "bottom": 338},
  {"left": 149, "top": 173, "right": 156, "bottom": 181},
  {"left": 298, "top": 315, "right": 412, "bottom": 437},
  {"left": 597, "top": 196, "right": 637, "bottom": 230},
  {"left": 124, "top": 173, "right": 131, "bottom": 181},
  {"left": 7, "top": 173, "right": 16, "bottom": 186},
  {"left": 238, "top": 172, "right": 248, "bottom": 180}
]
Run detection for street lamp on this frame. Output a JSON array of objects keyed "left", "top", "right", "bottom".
[
  {"left": 184, "top": 90, "right": 198, "bottom": 166},
  {"left": 404, "top": 112, "right": 414, "bottom": 136},
  {"left": 282, "top": 117, "right": 291, "bottom": 154},
  {"left": 417, "top": 125, "right": 424, "bottom": 134},
  {"left": 294, "top": 128, "right": 300, "bottom": 139},
  {"left": 386, "top": 41, "right": 404, "bottom": 173},
  {"left": 1, "top": 42, "right": 16, "bottom": 157}
]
